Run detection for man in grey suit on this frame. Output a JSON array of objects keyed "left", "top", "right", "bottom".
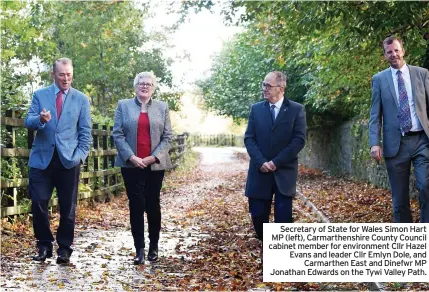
[
  {"left": 244, "top": 71, "right": 306, "bottom": 240},
  {"left": 25, "top": 58, "right": 92, "bottom": 263},
  {"left": 369, "top": 36, "right": 429, "bottom": 223}
]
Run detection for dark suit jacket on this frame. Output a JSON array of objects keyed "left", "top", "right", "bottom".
[
  {"left": 244, "top": 98, "right": 306, "bottom": 199},
  {"left": 369, "top": 65, "right": 429, "bottom": 157}
]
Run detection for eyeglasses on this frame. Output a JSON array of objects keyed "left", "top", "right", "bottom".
[
  {"left": 261, "top": 82, "right": 282, "bottom": 90},
  {"left": 137, "top": 82, "right": 153, "bottom": 88}
]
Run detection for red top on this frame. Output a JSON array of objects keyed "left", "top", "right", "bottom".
[{"left": 137, "top": 113, "right": 151, "bottom": 158}]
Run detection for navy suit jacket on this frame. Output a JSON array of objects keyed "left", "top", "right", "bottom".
[
  {"left": 25, "top": 84, "right": 92, "bottom": 169},
  {"left": 244, "top": 98, "right": 306, "bottom": 199}
]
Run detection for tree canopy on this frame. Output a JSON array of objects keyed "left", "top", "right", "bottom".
[
  {"left": 193, "top": 1, "right": 429, "bottom": 126},
  {"left": 1, "top": 1, "right": 178, "bottom": 122}
]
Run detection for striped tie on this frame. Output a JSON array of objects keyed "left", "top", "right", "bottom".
[
  {"left": 397, "top": 70, "right": 412, "bottom": 133},
  {"left": 270, "top": 104, "right": 276, "bottom": 123}
]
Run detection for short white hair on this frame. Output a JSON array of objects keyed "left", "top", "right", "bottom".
[
  {"left": 53, "top": 57, "right": 73, "bottom": 72},
  {"left": 133, "top": 72, "right": 157, "bottom": 89}
]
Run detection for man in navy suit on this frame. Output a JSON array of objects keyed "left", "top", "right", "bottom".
[
  {"left": 25, "top": 58, "right": 92, "bottom": 263},
  {"left": 369, "top": 36, "right": 429, "bottom": 223},
  {"left": 244, "top": 71, "right": 306, "bottom": 240}
]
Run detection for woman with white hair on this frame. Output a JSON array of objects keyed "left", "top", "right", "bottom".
[{"left": 113, "top": 72, "right": 173, "bottom": 264}]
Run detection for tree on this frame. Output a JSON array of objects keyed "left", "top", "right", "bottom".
[
  {"left": 192, "top": 1, "right": 429, "bottom": 126},
  {"left": 50, "top": 1, "right": 174, "bottom": 117},
  {"left": 197, "top": 30, "right": 275, "bottom": 120},
  {"left": 1, "top": 1, "right": 57, "bottom": 113},
  {"left": 1, "top": 1, "right": 177, "bottom": 120}
]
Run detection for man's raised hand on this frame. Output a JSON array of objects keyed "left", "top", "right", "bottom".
[{"left": 40, "top": 108, "right": 51, "bottom": 124}]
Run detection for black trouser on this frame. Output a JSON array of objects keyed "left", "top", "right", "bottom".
[
  {"left": 248, "top": 195, "right": 293, "bottom": 241},
  {"left": 121, "top": 167, "right": 165, "bottom": 249},
  {"left": 29, "top": 150, "right": 80, "bottom": 255}
]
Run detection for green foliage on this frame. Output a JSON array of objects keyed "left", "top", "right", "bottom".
[
  {"left": 91, "top": 106, "right": 114, "bottom": 128},
  {"left": 194, "top": 1, "right": 429, "bottom": 126},
  {"left": 1, "top": 2, "right": 182, "bottom": 212},
  {"left": 1, "top": 1, "right": 58, "bottom": 113},
  {"left": 1, "top": 1, "right": 178, "bottom": 118},
  {"left": 157, "top": 91, "right": 182, "bottom": 112},
  {"left": 1, "top": 157, "right": 24, "bottom": 180},
  {"left": 197, "top": 30, "right": 275, "bottom": 120},
  {"left": 50, "top": 1, "right": 174, "bottom": 115}
]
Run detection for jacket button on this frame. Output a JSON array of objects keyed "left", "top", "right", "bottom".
[{"left": 52, "top": 144, "right": 54, "bottom": 147}]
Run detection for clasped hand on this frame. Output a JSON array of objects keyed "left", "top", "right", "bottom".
[
  {"left": 260, "top": 161, "right": 276, "bottom": 173},
  {"left": 129, "top": 155, "right": 156, "bottom": 169}
]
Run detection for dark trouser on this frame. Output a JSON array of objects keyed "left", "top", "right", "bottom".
[
  {"left": 29, "top": 150, "right": 80, "bottom": 255},
  {"left": 121, "top": 167, "right": 165, "bottom": 249},
  {"left": 248, "top": 183, "right": 293, "bottom": 240},
  {"left": 385, "top": 132, "right": 429, "bottom": 223}
]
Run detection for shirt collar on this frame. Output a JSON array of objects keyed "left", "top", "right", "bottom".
[
  {"left": 270, "top": 97, "right": 284, "bottom": 109},
  {"left": 134, "top": 96, "right": 152, "bottom": 107},
  {"left": 390, "top": 63, "right": 408, "bottom": 75},
  {"left": 53, "top": 83, "right": 70, "bottom": 95}
]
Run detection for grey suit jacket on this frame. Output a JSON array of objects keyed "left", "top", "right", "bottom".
[
  {"left": 25, "top": 84, "right": 92, "bottom": 169},
  {"left": 113, "top": 97, "right": 173, "bottom": 170},
  {"left": 369, "top": 65, "right": 429, "bottom": 157}
]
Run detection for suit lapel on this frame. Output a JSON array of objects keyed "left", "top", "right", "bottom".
[
  {"left": 147, "top": 100, "right": 155, "bottom": 122},
  {"left": 272, "top": 98, "right": 289, "bottom": 130},
  {"left": 61, "top": 88, "right": 75, "bottom": 115},
  {"left": 409, "top": 65, "right": 426, "bottom": 123},
  {"left": 385, "top": 69, "right": 399, "bottom": 109},
  {"left": 262, "top": 102, "right": 272, "bottom": 131},
  {"left": 409, "top": 65, "right": 418, "bottom": 104},
  {"left": 57, "top": 88, "right": 76, "bottom": 126},
  {"left": 45, "top": 85, "right": 58, "bottom": 126}
]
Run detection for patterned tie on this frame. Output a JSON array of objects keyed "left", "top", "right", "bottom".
[
  {"left": 56, "top": 90, "right": 63, "bottom": 120},
  {"left": 396, "top": 70, "right": 412, "bottom": 133},
  {"left": 270, "top": 104, "right": 276, "bottom": 123}
]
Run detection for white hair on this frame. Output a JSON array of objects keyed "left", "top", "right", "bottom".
[
  {"left": 133, "top": 72, "right": 157, "bottom": 89},
  {"left": 53, "top": 57, "right": 73, "bottom": 72}
]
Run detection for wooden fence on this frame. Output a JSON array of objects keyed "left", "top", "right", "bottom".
[
  {"left": 1, "top": 110, "right": 188, "bottom": 218},
  {"left": 190, "top": 133, "right": 244, "bottom": 147}
]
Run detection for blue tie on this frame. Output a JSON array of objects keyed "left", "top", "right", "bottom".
[
  {"left": 397, "top": 70, "right": 412, "bottom": 133},
  {"left": 270, "top": 104, "right": 276, "bottom": 123}
]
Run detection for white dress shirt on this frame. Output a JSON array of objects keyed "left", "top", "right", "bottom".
[
  {"left": 270, "top": 98, "right": 284, "bottom": 120},
  {"left": 390, "top": 64, "right": 423, "bottom": 134},
  {"left": 54, "top": 83, "right": 69, "bottom": 105}
]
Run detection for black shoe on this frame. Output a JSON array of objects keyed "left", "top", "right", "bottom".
[
  {"left": 134, "top": 248, "right": 144, "bottom": 265},
  {"left": 56, "top": 251, "right": 70, "bottom": 264},
  {"left": 147, "top": 244, "right": 158, "bottom": 262},
  {"left": 32, "top": 249, "right": 53, "bottom": 262}
]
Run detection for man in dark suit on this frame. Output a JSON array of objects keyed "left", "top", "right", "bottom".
[
  {"left": 25, "top": 58, "right": 92, "bottom": 263},
  {"left": 369, "top": 36, "right": 429, "bottom": 223},
  {"left": 244, "top": 71, "right": 306, "bottom": 240}
]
